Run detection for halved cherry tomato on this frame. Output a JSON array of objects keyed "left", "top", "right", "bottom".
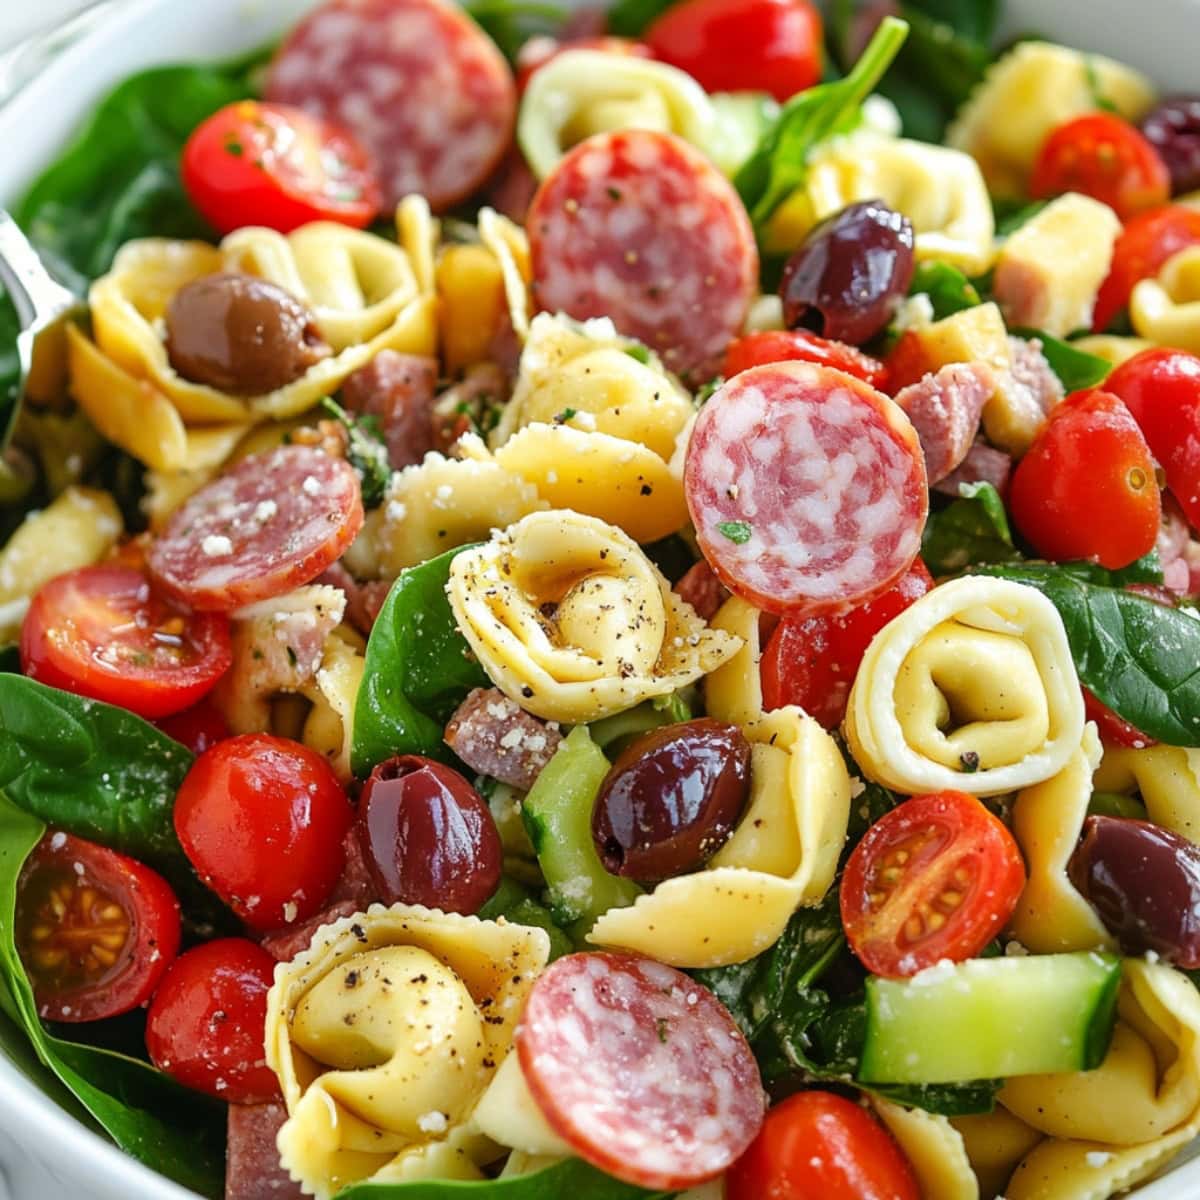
[
  {"left": 174, "top": 733, "right": 351, "bottom": 933},
  {"left": 1031, "top": 113, "right": 1170, "bottom": 221},
  {"left": 182, "top": 100, "right": 382, "bottom": 236},
  {"left": 1009, "top": 388, "right": 1160, "bottom": 569},
  {"left": 1093, "top": 205, "right": 1200, "bottom": 331},
  {"left": 15, "top": 832, "right": 180, "bottom": 1023},
  {"left": 646, "top": 0, "right": 822, "bottom": 103},
  {"left": 1105, "top": 348, "right": 1200, "bottom": 529},
  {"left": 145, "top": 939, "right": 279, "bottom": 1103},
  {"left": 723, "top": 329, "right": 888, "bottom": 389},
  {"left": 156, "top": 699, "right": 231, "bottom": 756},
  {"left": 20, "top": 565, "right": 232, "bottom": 720},
  {"left": 1083, "top": 688, "right": 1156, "bottom": 749},
  {"left": 727, "top": 1090, "right": 920, "bottom": 1200},
  {"left": 760, "top": 560, "right": 932, "bottom": 729},
  {"left": 515, "top": 35, "right": 653, "bottom": 91},
  {"left": 840, "top": 790, "right": 1026, "bottom": 978}
]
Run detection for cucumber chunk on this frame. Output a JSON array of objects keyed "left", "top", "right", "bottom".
[{"left": 859, "top": 952, "right": 1121, "bottom": 1084}]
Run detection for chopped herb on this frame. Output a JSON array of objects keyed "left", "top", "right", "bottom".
[
  {"left": 959, "top": 750, "right": 981, "bottom": 773},
  {"left": 656, "top": 1017, "right": 670, "bottom": 1043},
  {"left": 696, "top": 376, "right": 724, "bottom": 406},
  {"left": 607, "top": 185, "right": 623, "bottom": 201},
  {"left": 553, "top": 407, "right": 578, "bottom": 423},
  {"left": 1084, "top": 56, "right": 1119, "bottom": 113},
  {"left": 623, "top": 343, "right": 651, "bottom": 365},
  {"left": 717, "top": 521, "right": 753, "bottom": 544},
  {"left": 224, "top": 139, "right": 243, "bottom": 156},
  {"left": 286, "top": 646, "right": 298, "bottom": 669},
  {"left": 320, "top": 396, "right": 392, "bottom": 509}
]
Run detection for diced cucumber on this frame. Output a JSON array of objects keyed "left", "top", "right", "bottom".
[
  {"left": 859, "top": 952, "right": 1122, "bottom": 1084},
  {"left": 521, "top": 727, "right": 641, "bottom": 936}
]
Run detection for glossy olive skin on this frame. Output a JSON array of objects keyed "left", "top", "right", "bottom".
[
  {"left": 357, "top": 755, "right": 502, "bottom": 915},
  {"left": 779, "top": 199, "right": 915, "bottom": 346},
  {"left": 164, "top": 272, "right": 330, "bottom": 395},
  {"left": 592, "top": 718, "right": 751, "bottom": 882},
  {"left": 1141, "top": 96, "right": 1200, "bottom": 195},
  {"left": 1069, "top": 815, "right": 1200, "bottom": 967}
]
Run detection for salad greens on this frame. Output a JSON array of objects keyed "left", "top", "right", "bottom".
[
  {"left": 921, "top": 481, "right": 1019, "bottom": 575},
  {"left": 465, "top": 0, "right": 570, "bottom": 61},
  {"left": 321, "top": 397, "right": 393, "bottom": 508},
  {"left": 1010, "top": 329, "right": 1112, "bottom": 391},
  {"left": 908, "top": 260, "right": 982, "bottom": 321}
]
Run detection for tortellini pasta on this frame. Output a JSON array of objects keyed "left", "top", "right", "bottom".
[
  {"left": 947, "top": 41, "right": 1156, "bottom": 197},
  {"left": 479, "top": 207, "right": 534, "bottom": 342},
  {"left": 301, "top": 632, "right": 367, "bottom": 783},
  {"left": 871, "top": 1098, "right": 979, "bottom": 1200},
  {"left": 1131, "top": 246, "right": 1200, "bottom": 353},
  {"left": 266, "top": 903, "right": 550, "bottom": 1198},
  {"left": 1093, "top": 742, "right": 1200, "bottom": 843},
  {"left": 951, "top": 1108, "right": 1045, "bottom": 1200},
  {"left": 588, "top": 706, "right": 851, "bottom": 967},
  {"left": 446, "top": 510, "right": 741, "bottom": 724},
  {"left": 703, "top": 596, "right": 767, "bottom": 728},
  {"left": 140, "top": 422, "right": 255, "bottom": 527},
  {"left": 844, "top": 576, "right": 1085, "bottom": 796}
]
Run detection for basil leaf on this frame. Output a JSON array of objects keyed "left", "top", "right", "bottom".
[
  {"left": 352, "top": 547, "right": 489, "bottom": 776},
  {"left": 974, "top": 563, "right": 1200, "bottom": 745},
  {"left": 1010, "top": 328, "right": 1111, "bottom": 392},
  {"left": 909, "top": 261, "right": 981, "bottom": 321},
  {"left": 921, "top": 482, "right": 1020, "bottom": 576},
  {"left": 0, "top": 794, "right": 226, "bottom": 1197}
]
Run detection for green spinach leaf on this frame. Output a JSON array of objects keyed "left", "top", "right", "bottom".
[
  {"left": 606, "top": 0, "right": 677, "bottom": 36},
  {"left": 921, "top": 482, "right": 1020, "bottom": 576},
  {"left": 351, "top": 547, "right": 488, "bottom": 776},
  {"left": 465, "top": 0, "right": 569, "bottom": 63},
  {"left": 908, "top": 261, "right": 981, "bottom": 320},
  {"left": 1010, "top": 328, "right": 1111, "bottom": 392},
  {"left": 478, "top": 877, "right": 573, "bottom": 960}
]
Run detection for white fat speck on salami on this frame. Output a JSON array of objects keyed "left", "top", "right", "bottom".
[
  {"left": 527, "top": 129, "right": 758, "bottom": 380},
  {"left": 685, "top": 362, "right": 927, "bottom": 615},
  {"left": 515, "top": 952, "right": 765, "bottom": 1190},
  {"left": 265, "top": 0, "right": 516, "bottom": 211},
  {"left": 147, "top": 446, "right": 363, "bottom": 613}
]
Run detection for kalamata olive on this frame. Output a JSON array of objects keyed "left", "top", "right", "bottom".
[
  {"left": 357, "top": 755, "right": 502, "bottom": 914},
  {"left": 164, "top": 272, "right": 330, "bottom": 395},
  {"left": 779, "top": 199, "right": 915, "bottom": 346},
  {"left": 1141, "top": 96, "right": 1200, "bottom": 196},
  {"left": 591, "top": 718, "right": 751, "bottom": 882},
  {"left": 1068, "top": 815, "right": 1200, "bottom": 967}
]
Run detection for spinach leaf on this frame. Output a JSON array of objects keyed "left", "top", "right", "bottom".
[
  {"left": 921, "top": 482, "right": 1020, "bottom": 576},
  {"left": 465, "top": 0, "right": 569, "bottom": 63},
  {"left": 974, "top": 562, "right": 1200, "bottom": 745},
  {"left": 606, "top": 0, "right": 677, "bottom": 36},
  {"left": 908, "top": 261, "right": 981, "bottom": 320},
  {"left": 478, "top": 877, "right": 573, "bottom": 960},
  {"left": 735, "top": 17, "right": 909, "bottom": 229},
  {"left": 994, "top": 198, "right": 1048, "bottom": 237},
  {"left": 1010, "top": 328, "right": 1111, "bottom": 392},
  {"left": 1055, "top": 550, "right": 1164, "bottom": 588},
  {"left": 351, "top": 547, "right": 488, "bottom": 777},
  {"left": 0, "top": 794, "right": 226, "bottom": 1197}
]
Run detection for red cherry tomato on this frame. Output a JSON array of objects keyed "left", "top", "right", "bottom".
[
  {"left": 182, "top": 100, "right": 382, "bottom": 236},
  {"left": 840, "top": 790, "right": 1026, "bottom": 978},
  {"left": 20, "top": 565, "right": 232, "bottom": 720},
  {"left": 515, "top": 35, "right": 653, "bottom": 91},
  {"left": 1009, "top": 388, "right": 1160, "bottom": 569},
  {"left": 727, "top": 1090, "right": 920, "bottom": 1200},
  {"left": 1105, "top": 348, "right": 1200, "bottom": 529},
  {"left": 14, "top": 832, "right": 180, "bottom": 1023},
  {"left": 156, "top": 699, "right": 231, "bottom": 756},
  {"left": 174, "top": 734, "right": 352, "bottom": 933},
  {"left": 760, "top": 560, "right": 932, "bottom": 729},
  {"left": 723, "top": 329, "right": 888, "bottom": 389},
  {"left": 1083, "top": 688, "right": 1156, "bottom": 749},
  {"left": 1031, "top": 113, "right": 1170, "bottom": 221},
  {"left": 1093, "top": 205, "right": 1200, "bottom": 331},
  {"left": 145, "top": 938, "right": 279, "bottom": 1103},
  {"left": 646, "top": 0, "right": 822, "bottom": 103}
]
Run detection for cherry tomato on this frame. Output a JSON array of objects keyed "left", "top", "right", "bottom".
[
  {"left": 515, "top": 35, "right": 653, "bottom": 91},
  {"left": 1083, "top": 688, "right": 1156, "bottom": 749},
  {"left": 174, "top": 734, "right": 352, "bottom": 933},
  {"left": 15, "top": 832, "right": 180, "bottom": 1023},
  {"left": 182, "top": 100, "right": 382, "bottom": 236},
  {"left": 1105, "top": 348, "right": 1200, "bottom": 529},
  {"left": 156, "top": 700, "right": 231, "bottom": 756},
  {"left": 20, "top": 565, "right": 232, "bottom": 721},
  {"left": 646, "top": 0, "right": 822, "bottom": 103},
  {"left": 727, "top": 1090, "right": 920, "bottom": 1200},
  {"left": 1031, "top": 113, "right": 1170, "bottom": 221},
  {"left": 1093, "top": 205, "right": 1200, "bottom": 331},
  {"left": 760, "top": 560, "right": 932, "bottom": 729},
  {"left": 1009, "top": 389, "right": 1160, "bottom": 569},
  {"left": 145, "top": 939, "right": 279, "bottom": 1103},
  {"left": 840, "top": 790, "right": 1026, "bottom": 978},
  {"left": 723, "top": 329, "right": 888, "bottom": 389}
]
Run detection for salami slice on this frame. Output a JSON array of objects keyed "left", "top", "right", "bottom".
[
  {"left": 527, "top": 129, "right": 759, "bottom": 379},
  {"left": 515, "top": 952, "right": 765, "bottom": 1190},
  {"left": 685, "top": 362, "right": 928, "bottom": 615},
  {"left": 265, "top": 0, "right": 516, "bottom": 212},
  {"left": 148, "top": 446, "right": 363, "bottom": 612}
]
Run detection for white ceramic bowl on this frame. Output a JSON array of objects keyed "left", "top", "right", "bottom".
[{"left": 0, "top": 0, "right": 1198, "bottom": 1195}]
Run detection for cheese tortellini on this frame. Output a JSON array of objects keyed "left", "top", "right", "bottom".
[
  {"left": 446, "top": 511, "right": 741, "bottom": 724},
  {"left": 588, "top": 705, "right": 851, "bottom": 967},
  {"left": 1131, "top": 246, "right": 1200, "bottom": 354},
  {"left": 1093, "top": 741, "right": 1200, "bottom": 843},
  {"left": 266, "top": 904, "right": 550, "bottom": 1198},
  {"left": 845, "top": 576, "right": 1084, "bottom": 796},
  {"left": 871, "top": 1098, "right": 979, "bottom": 1200}
]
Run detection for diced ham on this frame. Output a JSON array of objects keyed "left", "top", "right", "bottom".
[
  {"left": 444, "top": 687, "right": 563, "bottom": 790},
  {"left": 225, "top": 1101, "right": 302, "bottom": 1200},
  {"left": 673, "top": 560, "right": 729, "bottom": 622},
  {"left": 1007, "top": 336, "right": 1064, "bottom": 418},
  {"left": 340, "top": 350, "right": 438, "bottom": 470},
  {"left": 933, "top": 441, "right": 1014, "bottom": 499},
  {"left": 893, "top": 362, "right": 994, "bottom": 484}
]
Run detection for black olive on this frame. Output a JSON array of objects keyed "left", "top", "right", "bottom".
[{"left": 1141, "top": 96, "right": 1200, "bottom": 196}]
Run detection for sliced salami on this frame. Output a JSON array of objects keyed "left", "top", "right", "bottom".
[
  {"left": 515, "top": 952, "right": 765, "bottom": 1190},
  {"left": 685, "top": 362, "right": 928, "bottom": 615},
  {"left": 225, "top": 1100, "right": 303, "bottom": 1200},
  {"left": 148, "top": 446, "right": 363, "bottom": 612},
  {"left": 265, "top": 0, "right": 516, "bottom": 212},
  {"left": 527, "top": 129, "right": 759, "bottom": 379}
]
